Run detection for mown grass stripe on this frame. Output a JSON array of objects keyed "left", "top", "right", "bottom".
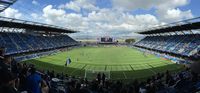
[
  {"left": 147, "top": 64, "right": 157, "bottom": 74},
  {"left": 129, "top": 64, "right": 134, "bottom": 71},
  {"left": 123, "top": 72, "right": 127, "bottom": 79},
  {"left": 23, "top": 46, "right": 183, "bottom": 80}
]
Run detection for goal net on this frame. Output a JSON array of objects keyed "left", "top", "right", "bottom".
[{"left": 85, "top": 70, "right": 110, "bottom": 79}]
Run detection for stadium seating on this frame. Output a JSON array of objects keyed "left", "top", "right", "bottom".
[
  {"left": 0, "top": 32, "right": 78, "bottom": 55},
  {"left": 134, "top": 34, "right": 200, "bottom": 57},
  {"left": 1, "top": 61, "right": 200, "bottom": 93}
]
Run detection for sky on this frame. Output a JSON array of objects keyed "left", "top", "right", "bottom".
[{"left": 0, "top": 0, "right": 200, "bottom": 39}]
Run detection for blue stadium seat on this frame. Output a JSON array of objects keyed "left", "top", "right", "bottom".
[
  {"left": 135, "top": 34, "right": 200, "bottom": 57},
  {"left": 0, "top": 32, "right": 78, "bottom": 55}
]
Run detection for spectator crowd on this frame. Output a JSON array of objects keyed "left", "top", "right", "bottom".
[
  {"left": 135, "top": 34, "right": 200, "bottom": 58},
  {"left": 1, "top": 58, "right": 200, "bottom": 93}
]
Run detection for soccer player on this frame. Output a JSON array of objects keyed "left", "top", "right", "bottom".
[{"left": 65, "top": 57, "right": 72, "bottom": 66}]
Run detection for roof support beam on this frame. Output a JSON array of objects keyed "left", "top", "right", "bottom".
[
  {"left": 138, "top": 17, "right": 200, "bottom": 35},
  {"left": 0, "top": 16, "right": 77, "bottom": 34},
  {"left": 0, "top": 0, "right": 17, "bottom": 12}
]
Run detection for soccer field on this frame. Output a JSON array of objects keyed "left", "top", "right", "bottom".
[{"left": 23, "top": 46, "right": 184, "bottom": 80}]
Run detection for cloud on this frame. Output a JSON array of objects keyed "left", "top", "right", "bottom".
[
  {"left": 160, "top": 8, "right": 193, "bottom": 22},
  {"left": 112, "top": 0, "right": 193, "bottom": 21},
  {"left": 41, "top": 5, "right": 160, "bottom": 38},
  {"left": 156, "top": 0, "right": 189, "bottom": 9},
  {"left": 27, "top": 0, "right": 193, "bottom": 39},
  {"left": 31, "top": 13, "right": 38, "bottom": 19},
  {"left": 112, "top": 0, "right": 189, "bottom": 10},
  {"left": 59, "top": 0, "right": 99, "bottom": 12},
  {"left": 32, "top": 0, "right": 38, "bottom": 5},
  {"left": 30, "top": 13, "right": 44, "bottom": 22},
  {"left": 0, "top": 0, "right": 194, "bottom": 39},
  {"left": 112, "top": 0, "right": 156, "bottom": 10},
  {"left": 0, "top": 8, "right": 22, "bottom": 19},
  {"left": 65, "top": 1, "right": 81, "bottom": 12}
]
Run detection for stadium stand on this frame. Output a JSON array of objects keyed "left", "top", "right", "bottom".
[
  {"left": 134, "top": 17, "right": 200, "bottom": 60},
  {"left": 1, "top": 1, "right": 200, "bottom": 93},
  {"left": 0, "top": 0, "right": 17, "bottom": 12},
  {"left": 0, "top": 19, "right": 199, "bottom": 93},
  {"left": 135, "top": 34, "right": 200, "bottom": 57},
  {"left": 0, "top": 32, "right": 78, "bottom": 55}
]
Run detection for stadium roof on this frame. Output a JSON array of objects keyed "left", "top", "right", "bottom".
[
  {"left": 0, "top": 0, "right": 17, "bottom": 12},
  {"left": 138, "top": 17, "right": 200, "bottom": 34},
  {"left": 0, "top": 16, "right": 77, "bottom": 34}
]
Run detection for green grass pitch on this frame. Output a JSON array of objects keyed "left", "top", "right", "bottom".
[{"left": 23, "top": 46, "right": 184, "bottom": 80}]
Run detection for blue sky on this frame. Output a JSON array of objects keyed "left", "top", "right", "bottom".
[{"left": 0, "top": 0, "right": 199, "bottom": 39}]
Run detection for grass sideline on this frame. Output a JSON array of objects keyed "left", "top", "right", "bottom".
[{"left": 23, "top": 46, "right": 184, "bottom": 80}]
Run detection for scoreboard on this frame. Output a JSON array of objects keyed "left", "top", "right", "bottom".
[
  {"left": 98, "top": 37, "right": 115, "bottom": 44},
  {"left": 101, "top": 37, "right": 113, "bottom": 42}
]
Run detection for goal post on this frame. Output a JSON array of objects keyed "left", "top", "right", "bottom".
[{"left": 85, "top": 70, "right": 110, "bottom": 79}]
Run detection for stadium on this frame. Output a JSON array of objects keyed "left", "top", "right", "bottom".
[{"left": 0, "top": 0, "right": 200, "bottom": 93}]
